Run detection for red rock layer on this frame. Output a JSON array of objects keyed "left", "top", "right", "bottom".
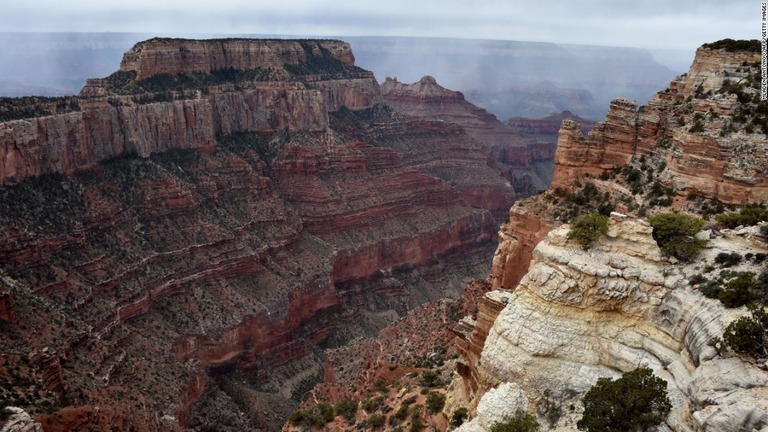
[
  {"left": 381, "top": 76, "right": 555, "bottom": 208},
  {"left": 489, "top": 203, "right": 554, "bottom": 290},
  {"left": 0, "top": 38, "right": 513, "bottom": 431},
  {"left": 1, "top": 38, "right": 380, "bottom": 186},
  {"left": 551, "top": 46, "right": 768, "bottom": 204},
  {"left": 551, "top": 98, "right": 640, "bottom": 188}
]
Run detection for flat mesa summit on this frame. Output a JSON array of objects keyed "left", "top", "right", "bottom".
[{"left": 0, "top": 37, "right": 553, "bottom": 431}]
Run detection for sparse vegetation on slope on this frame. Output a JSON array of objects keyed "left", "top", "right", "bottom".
[
  {"left": 702, "top": 39, "right": 760, "bottom": 52},
  {"left": 716, "top": 205, "right": 768, "bottom": 228}
]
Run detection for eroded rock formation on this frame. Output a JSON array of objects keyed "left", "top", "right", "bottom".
[
  {"left": 551, "top": 44, "right": 768, "bottom": 204},
  {"left": 448, "top": 41, "right": 768, "bottom": 432},
  {"left": 0, "top": 37, "right": 547, "bottom": 431},
  {"left": 453, "top": 215, "right": 768, "bottom": 431},
  {"left": 381, "top": 76, "right": 556, "bottom": 207},
  {"left": 1, "top": 38, "right": 379, "bottom": 185}
]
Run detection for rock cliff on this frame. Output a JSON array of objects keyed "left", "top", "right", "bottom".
[
  {"left": 116, "top": 38, "right": 357, "bottom": 81},
  {"left": 552, "top": 43, "right": 768, "bottom": 204},
  {"left": 381, "top": 76, "right": 556, "bottom": 213},
  {"left": 1, "top": 38, "right": 379, "bottom": 185},
  {"left": 453, "top": 215, "right": 768, "bottom": 431},
  {"left": 448, "top": 41, "right": 768, "bottom": 432},
  {"left": 0, "top": 37, "right": 547, "bottom": 431}
]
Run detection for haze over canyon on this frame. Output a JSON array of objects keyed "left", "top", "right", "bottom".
[{"left": 0, "top": 33, "right": 766, "bottom": 432}]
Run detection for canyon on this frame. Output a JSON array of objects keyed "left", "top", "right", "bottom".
[
  {"left": 3, "top": 35, "right": 766, "bottom": 432},
  {"left": 0, "top": 37, "right": 565, "bottom": 431}
]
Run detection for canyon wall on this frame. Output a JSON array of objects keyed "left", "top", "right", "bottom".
[
  {"left": 1, "top": 39, "right": 379, "bottom": 185},
  {"left": 0, "top": 37, "right": 547, "bottom": 431},
  {"left": 551, "top": 45, "right": 768, "bottom": 204},
  {"left": 448, "top": 42, "right": 768, "bottom": 432},
  {"left": 381, "top": 76, "right": 557, "bottom": 207}
]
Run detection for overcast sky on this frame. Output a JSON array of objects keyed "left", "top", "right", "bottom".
[{"left": 0, "top": 0, "right": 757, "bottom": 50}]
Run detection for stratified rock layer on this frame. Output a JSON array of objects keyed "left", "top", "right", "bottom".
[
  {"left": 455, "top": 215, "right": 768, "bottom": 431},
  {"left": 552, "top": 45, "right": 768, "bottom": 204},
  {"left": 1, "top": 39, "right": 379, "bottom": 185},
  {"left": 381, "top": 76, "right": 556, "bottom": 208},
  {"left": 0, "top": 38, "right": 543, "bottom": 431},
  {"left": 117, "top": 38, "right": 357, "bottom": 80},
  {"left": 449, "top": 43, "right": 768, "bottom": 432}
]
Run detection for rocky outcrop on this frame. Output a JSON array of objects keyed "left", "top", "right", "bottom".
[
  {"left": 551, "top": 44, "right": 768, "bottom": 204},
  {"left": 490, "top": 202, "right": 554, "bottom": 290},
  {"left": 682, "top": 45, "right": 760, "bottom": 95},
  {"left": 551, "top": 98, "right": 642, "bottom": 187},
  {"left": 453, "top": 291, "right": 508, "bottom": 404},
  {"left": 1, "top": 38, "right": 380, "bottom": 186},
  {"left": 449, "top": 42, "right": 768, "bottom": 432},
  {"left": 456, "top": 383, "right": 529, "bottom": 432},
  {"left": 452, "top": 214, "right": 768, "bottom": 431},
  {"left": 0, "top": 407, "right": 43, "bottom": 432}
]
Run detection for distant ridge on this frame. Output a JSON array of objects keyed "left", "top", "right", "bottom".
[{"left": 0, "top": 33, "right": 682, "bottom": 121}]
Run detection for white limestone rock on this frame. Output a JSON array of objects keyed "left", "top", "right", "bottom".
[
  {"left": 459, "top": 214, "right": 768, "bottom": 431},
  {"left": 0, "top": 407, "right": 43, "bottom": 432},
  {"left": 457, "top": 382, "right": 529, "bottom": 432}
]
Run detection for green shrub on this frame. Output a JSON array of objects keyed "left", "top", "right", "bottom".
[
  {"left": 723, "top": 306, "right": 768, "bottom": 358},
  {"left": 419, "top": 370, "right": 443, "bottom": 388},
  {"left": 410, "top": 405, "right": 425, "bottom": 432},
  {"left": 718, "top": 272, "right": 758, "bottom": 308},
  {"left": 362, "top": 396, "right": 384, "bottom": 413},
  {"left": 426, "top": 391, "right": 446, "bottom": 414},
  {"left": 540, "top": 389, "right": 563, "bottom": 427},
  {"left": 316, "top": 402, "right": 335, "bottom": 423},
  {"left": 702, "top": 39, "right": 761, "bottom": 53},
  {"left": 716, "top": 206, "right": 768, "bottom": 228},
  {"left": 577, "top": 367, "right": 671, "bottom": 432},
  {"left": 699, "top": 279, "right": 722, "bottom": 299},
  {"left": 374, "top": 378, "right": 389, "bottom": 393},
  {"left": 689, "top": 120, "right": 705, "bottom": 133},
  {"left": 714, "top": 252, "right": 742, "bottom": 267},
  {"left": 288, "top": 409, "right": 306, "bottom": 425},
  {"left": 393, "top": 405, "right": 409, "bottom": 423},
  {"left": 288, "top": 402, "right": 336, "bottom": 427},
  {"left": 366, "top": 413, "right": 386, "bottom": 429},
  {"left": 567, "top": 213, "right": 609, "bottom": 249},
  {"left": 450, "top": 407, "right": 469, "bottom": 428},
  {"left": 648, "top": 213, "right": 706, "bottom": 262},
  {"left": 689, "top": 274, "right": 708, "bottom": 285},
  {"left": 490, "top": 409, "right": 540, "bottom": 432},
  {"left": 335, "top": 399, "right": 357, "bottom": 424}
]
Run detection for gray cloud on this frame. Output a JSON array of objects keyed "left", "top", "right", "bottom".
[{"left": 0, "top": 0, "right": 757, "bottom": 49}]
